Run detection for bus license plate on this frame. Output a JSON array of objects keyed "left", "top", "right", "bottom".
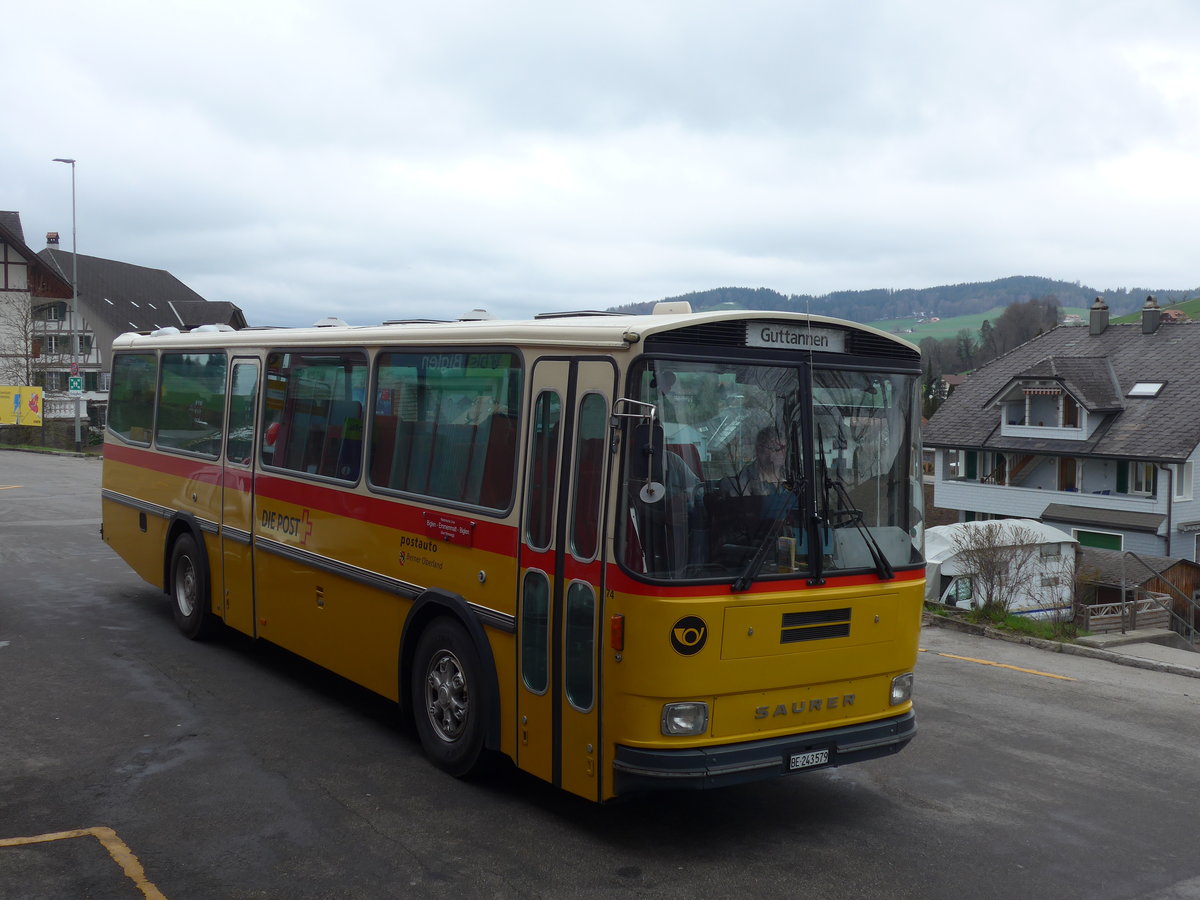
[{"left": 789, "top": 749, "right": 829, "bottom": 770}]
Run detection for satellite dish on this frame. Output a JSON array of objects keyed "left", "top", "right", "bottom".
[{"left": 639, "top": 482, "right": 666, "bottom": 504}]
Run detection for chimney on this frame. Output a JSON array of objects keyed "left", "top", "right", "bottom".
[
  {"left": 1089, "top": 297, "right": 1109, "bottom": 336},
  {"left": 45, "top": 231, "right": 60, "bottom": 249},
  {"left": 1141, "top": 295, "right": 1162, "bottom": 334}
]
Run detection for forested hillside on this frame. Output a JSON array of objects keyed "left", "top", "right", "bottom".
[{"left": 610, "top": 276, "right": 1199, "bottom": 323}]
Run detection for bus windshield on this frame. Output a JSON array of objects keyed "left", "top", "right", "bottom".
[{"left": 620, "top": 358, "right": 923, "bottom": 583}]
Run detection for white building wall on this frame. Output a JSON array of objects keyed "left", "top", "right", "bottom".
[
  {"left": 1, "top": 241, "right": 30, "bottom": 383},
  {"left": 1027, "top": 395, "right": 1058, "bottom": 425},
  {"left": 1015, "top": 455, "right": 1059, "bottom": 491}
]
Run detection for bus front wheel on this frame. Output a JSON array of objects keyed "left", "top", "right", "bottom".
[
  {"left": 169, "top": 533, "right": 218, "bottom": 641},
  {"left": 411, "top": 617, "right": 486, "bottom": 777}
]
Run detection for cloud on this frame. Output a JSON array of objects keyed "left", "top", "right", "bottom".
[{"left": 8, "top": 0, "right": 1200, "bottom": 326}]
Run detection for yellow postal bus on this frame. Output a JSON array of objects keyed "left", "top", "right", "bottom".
[{"left": 101, "top": 304, "right": 924, "bottom": 801}]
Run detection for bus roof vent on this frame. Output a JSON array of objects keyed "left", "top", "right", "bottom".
[
  {"left": 459, "top": 308, "right": 494, "bottom": 321},
  {"left": 534, "top": 310, "right": 621, "bottom": 319},
  {"left": 192, "top": 324, "right": 234, "bottom": 333},
  {"left": 151, "top": 326, "right": 181, "bottom": 337},
  {"left": 653, "top": 301, "right": 692, "bottom": 315},
  {"left": 313, "top": 317, "right": 349, "bottom": 327}
]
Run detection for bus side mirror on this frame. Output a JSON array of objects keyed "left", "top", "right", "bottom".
[{"left": 630, "top": 421, "right": 666, "bottom": 503}]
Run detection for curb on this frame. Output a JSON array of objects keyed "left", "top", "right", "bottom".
[
  {"left": 922, "top": 612, "right": 1200, "bottom": 680},
  {"left": 0, "top": 447, "right": 100, "bottom": 459}
]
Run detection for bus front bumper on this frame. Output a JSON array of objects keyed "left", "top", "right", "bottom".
[{"left": 611, "top": 710, "right": 916, "bottom": 795}]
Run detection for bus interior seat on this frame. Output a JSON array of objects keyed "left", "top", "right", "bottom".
[
  {"left": 666, "top": 443, "right": 703, "bottom": 480},
  {"left": 478, "top": 414, "right": 517, "bottom": 509}
]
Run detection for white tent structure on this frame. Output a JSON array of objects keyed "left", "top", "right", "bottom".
[{"left": 925, "top": 519, "right": 1078, "bottom": 618}]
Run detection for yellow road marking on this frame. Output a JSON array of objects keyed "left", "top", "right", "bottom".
[
  {"left": 0, "top": 827, "right": 167, "bottom": 899},
  {"left": 0, "top": 484, "right": 21, "bottom": 491},
  {"left": 920, "top": 648, "right": 1074, "bottom": 681}
]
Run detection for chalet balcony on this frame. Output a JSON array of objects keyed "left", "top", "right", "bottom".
[
  {"left": 1000, "top": 423, "right": 1085, "bottom": 441},
  {"left": 935, "top": 474, "right": 1162, "bottom": 521}
]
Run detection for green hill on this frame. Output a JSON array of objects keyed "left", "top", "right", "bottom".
[
  {"left": 869, "top": 307, "right": 1090, "bottom": 341},
  {"left": 612, "top": 278, "right": 1200, "bottom": 325},
  {"left": 1111, "top": 296, "right": 1200, "bottom": 324}
]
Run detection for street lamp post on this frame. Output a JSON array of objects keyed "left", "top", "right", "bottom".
[{"left": 52, "top": 157, "right": 82, "bottom": 453}]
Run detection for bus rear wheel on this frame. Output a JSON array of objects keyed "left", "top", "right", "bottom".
[
  {"left": 411, "top": 618, "right": 487, "bottom": 777},
  {"left": 169, "top": 533, "right": 218, "bottom": 640}
]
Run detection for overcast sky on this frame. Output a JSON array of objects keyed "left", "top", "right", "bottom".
[{"left": 7, "top": 1, "right": 1200, "bottom": 326}]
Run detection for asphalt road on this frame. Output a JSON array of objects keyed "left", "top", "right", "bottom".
[{"left": 3, "top": 451, "right": 1200, "bottom": 899}]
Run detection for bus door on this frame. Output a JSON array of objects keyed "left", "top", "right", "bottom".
[
  {"left": 517, "top": 358, "right": 615, "bottom": 801},
  {"left": 219, "top": 358, "right": 260, "bottom": 636}
]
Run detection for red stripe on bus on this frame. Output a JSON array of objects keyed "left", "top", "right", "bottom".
[
  {"left": 105, "top": 442, "right": 223, "bottom": 485},
  {"left": 252, "top": 474, "right": 520, "bottom": 556},
  {"left": 603, "top": 563, "right": 922, "bottom": 597},
  {"left": 105, "top": 443, "right": 519, "bottom": 555}
]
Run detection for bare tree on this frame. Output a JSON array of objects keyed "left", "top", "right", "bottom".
[
  {"left": 948, "top": 521, "right": 1066, "bottom": 620},
  {"left": 0, "top": 294, "right": 38, "bottom": 387}
]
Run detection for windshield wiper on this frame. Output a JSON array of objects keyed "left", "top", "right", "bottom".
[
  {"left": 731, "top": 486, "right": 800, "bottom": 592},
  {"left": 816, "top": 427, "right": 894, "bottom": 581}
]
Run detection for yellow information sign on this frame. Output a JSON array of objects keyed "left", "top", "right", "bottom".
[{"left": 0, "top": 387, "right": 44, "bottom": 426}]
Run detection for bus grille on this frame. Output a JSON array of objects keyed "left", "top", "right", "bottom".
[{"left": 780, "top": 608, "right": 851, "bottom": 643}]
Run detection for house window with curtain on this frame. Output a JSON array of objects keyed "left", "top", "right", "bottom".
[
  {"left": 1175, "top": 462, "right": 1194, "bottom": 501},
  {"left": 1125, "top": 461, "right": 1157, "bottom": 496}
]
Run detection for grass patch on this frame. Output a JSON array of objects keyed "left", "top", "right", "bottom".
[{"left": 965, "top": 607, "right": 1083, "bottom": 642}]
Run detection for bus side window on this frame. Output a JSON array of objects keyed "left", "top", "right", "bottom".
[
  {"left": 570, "top": 393, "right": 607, "bottom": 560},
  {"left": 225, "top": 362, "right": 258, "bottom": 465},
  {"left": 564, "top": 582, "right": 596, "bottom": 711},
  {"left": 109, "top": 353, "right": 157, "bottom": 445},
  {"left": 156, "top": 351, "right": 227, "bottom": 457},
  {"left": 265, "top": 350, "right": 367, "bottom": 482},
  {"left": 526, "top": 391, "right": 561, "bottom": 549},
  {"left": 370, "top": 350, "right": 521, "bottom": 511}
]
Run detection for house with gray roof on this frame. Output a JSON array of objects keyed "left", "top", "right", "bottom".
[
  {"left": 21, "top": 220, "right": 246, "bottom": 431},
  {"left": 0, "top": 212, "right": 73, "bottom": 392},
  {"left": 38, "top": 242, "right": 246, "bottom": 358},
  {"left": 925, "top": 296, "right": 1200, "bottom": 561},
  {"left": 2, "top": 210, "right": 246, "bottom": 431}
]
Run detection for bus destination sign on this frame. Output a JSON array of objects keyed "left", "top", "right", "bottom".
[{"left": 747, "top": 323, "right": 845, "bottom": 353}]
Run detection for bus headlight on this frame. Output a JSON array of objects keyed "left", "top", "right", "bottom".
[
  {"left": 661, "top": 701, "right": 709, "bottom": 736},
  {"left": 890, "top": 673, "right": 914, "bottom": 706}
]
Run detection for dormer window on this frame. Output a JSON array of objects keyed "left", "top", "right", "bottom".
[
  {"left": 1127, "top": 382, "right": 1165, "bottom": 398},
  {"left": 995, "top": 384, "right": 1090, "bottom": 439}
]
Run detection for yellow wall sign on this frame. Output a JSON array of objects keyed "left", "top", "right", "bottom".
[{"left": 0, "top": 387, "right": 44, "bottom": 425}]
